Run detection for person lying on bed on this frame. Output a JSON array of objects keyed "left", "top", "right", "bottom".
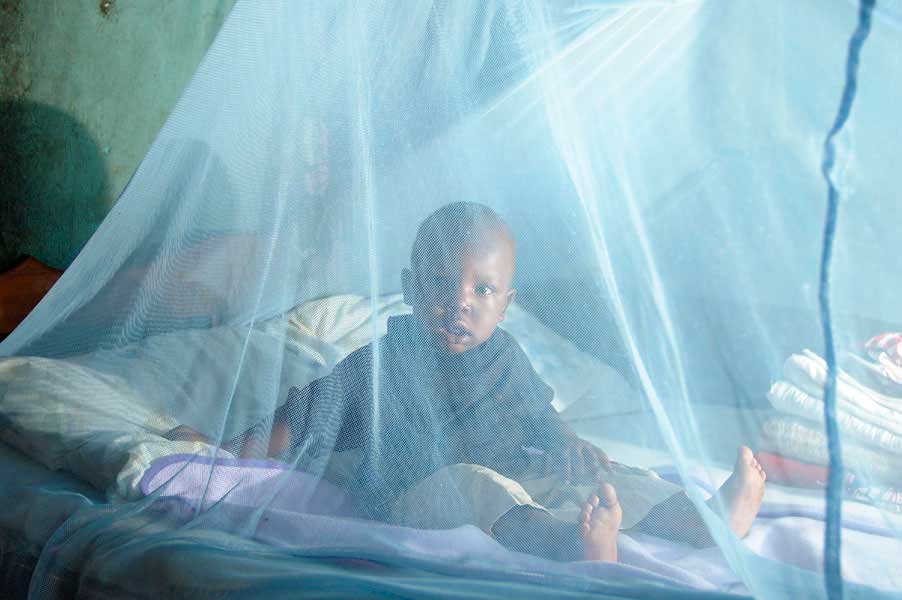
[{"left": 167, "top": 201, "right": 766, "bottom": 562}]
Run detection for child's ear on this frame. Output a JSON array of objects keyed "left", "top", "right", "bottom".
[
  {"left": 499, "top": 288, "right": 516, "bottom": 322},
  {"left": 401, "top": 268, "right": 414, "bottom": 306}
]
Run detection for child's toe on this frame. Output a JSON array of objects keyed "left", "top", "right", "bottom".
[
  {"left": 599, "top": 483, "right": 618, "bottom": 508},
  {"left": 738, "top": 446, "right": 754, "bottom": 464}
]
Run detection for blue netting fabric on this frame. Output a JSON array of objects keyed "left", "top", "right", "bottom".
[{"left": 1, "top": 1, "right": 900, "bottom": 598}]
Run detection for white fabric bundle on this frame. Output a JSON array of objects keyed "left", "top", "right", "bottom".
[
  {"left": 764, "top": 349, "right": 902, "bottom": 486},
  {"left": 767, "top": 382, "right": 902, "bottom": 455},
  {"left": 760, "top": 416, "right": 902, "bottom": 486}
]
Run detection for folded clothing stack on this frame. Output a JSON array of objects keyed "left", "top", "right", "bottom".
[
  {"left": 761, "top": 336, "right": 902, "bottom": 513},
  {"left": 859, "top": 333, "right": 902, "bottom": 396}
]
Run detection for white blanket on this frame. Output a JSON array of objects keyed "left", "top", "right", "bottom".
[
  {"left": 4, "top": 434, "right": 901, "bottom": 595},
  {"left": 0, "top": 356, "right": 231, "bottom": 500},
  {"left": 137, "top": 455, "right": 902, "bottom": 595},
  {"left": 768, "top": 380, "right": 902, "bottom": 455},
  {"left": 784, "top": 350, "right": 902, "bottom": 434}
]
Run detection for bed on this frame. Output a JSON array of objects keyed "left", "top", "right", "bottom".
[
  {"left": 1, "top": 259, "right": 901, "bottom": 598},
  {"left": 3, "top": 406, "right": 901, "bottom": 598},
  {"left": 0, "top": 257, "right": 62, "bottom": 344}
]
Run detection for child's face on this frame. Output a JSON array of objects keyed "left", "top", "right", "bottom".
[{"left": 403, "top": 233, "right": 516, "bottom": 354}]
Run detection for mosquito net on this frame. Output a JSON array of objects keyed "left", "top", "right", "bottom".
[{"left": 2, "top": 0, "right": 900, "bottom": 598}]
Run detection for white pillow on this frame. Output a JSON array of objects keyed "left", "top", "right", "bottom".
[
  {"left": 0, "top": 316, "right": 339, "bottom": 500},
  {"left": 286, "top": 293, "right": 410, "bottom": 356},
  {"left": 94, "top": 321, "right": 336, "bottom": 439},
  {"left": 0, "top": 356, "right": 229, "bottom": 500}
]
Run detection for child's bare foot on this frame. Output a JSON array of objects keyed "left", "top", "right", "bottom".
[
  {"left": 580, "top": 483, "right": 622, "bottom": 561},
  {"left": 709, "top": 446, "right": 766, "bottom": 538}
]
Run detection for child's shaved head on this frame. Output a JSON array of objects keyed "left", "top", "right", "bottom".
[
  {"left": 410, "top": 202, "right": 516, "bottom": 274},
  {"left": 403, "top": 202, "right": 517, "bottom": 354}
]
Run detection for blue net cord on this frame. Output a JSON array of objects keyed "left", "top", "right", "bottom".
[{"left": 818, "top": 1, "right": 876, "bottom": 598}]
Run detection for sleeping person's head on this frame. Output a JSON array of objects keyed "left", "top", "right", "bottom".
[{"left": 402, "top": 202, "right": 516, "bottom": 354}]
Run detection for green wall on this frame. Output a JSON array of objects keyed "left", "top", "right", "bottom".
[{"left": 1, "top": 0, "right": 236, "bottom": 270}]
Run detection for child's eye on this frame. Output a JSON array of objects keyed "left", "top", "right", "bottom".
[{"left": 475, "top": 285, "right": 495, "bottom": 296}]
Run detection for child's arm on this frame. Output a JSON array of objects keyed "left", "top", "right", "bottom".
[
  {"left": 163, "top": 423, "right": 269, "bottom": 458},
  {"left": 264, "top": 385, "right": 312, "bottom": 459},
  {"left": 163, "top": 382, "right": 321, "bottom": 459},
  {"left": 530, "top": 407, "right": 611, "bottom": 480},
  {"left": 266, "top": 379, "right": 360, "bottom": 459},
  {"left": 163, "top": 424, "right": 214, "bottom": 444},
  {"left": 268, "top": 419, "right": 293, "bottom": 457}
]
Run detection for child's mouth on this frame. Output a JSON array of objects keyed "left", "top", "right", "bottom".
[
  {"left": 440, "top": 321, "right": 471, "bottom": 339},
  {"left": 445, "top": 323, "right": 470, "bottom": 336}
]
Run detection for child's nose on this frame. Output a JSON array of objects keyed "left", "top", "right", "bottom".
[{"left": 452, "top": 285, "right": 474, "bottom": 313}]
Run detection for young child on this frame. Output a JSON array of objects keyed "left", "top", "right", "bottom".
[{"left": 169, "top": 202, "right": 766, "bottom": 562}]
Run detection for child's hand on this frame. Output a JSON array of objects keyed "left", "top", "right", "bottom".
[
  {"left": 164, "top": 425, "right": 213, "bottom": 444},
  {"left": 571, "top": 436, "right": 612, "bottom": 477},
  {"left": 543, "top": 434, "right": 612, "bottom": 482}
]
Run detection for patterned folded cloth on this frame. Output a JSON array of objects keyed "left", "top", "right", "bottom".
[
  {"left": 859, "top": 333, "right": 902, "bottom": 395},
  {"left": 844, "top": 354, "right": 902, "bottom": 398},
  {"left": 849, "top": 483, "right": 902, "bottom": 514},
  {"left": 865, "top": 333, "right": 902, "bottom": 368},
  {"left": 756, "top": 450, "right": 902, "bottom": 514}
]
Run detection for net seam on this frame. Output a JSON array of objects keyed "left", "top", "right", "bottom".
[{"left": 818, "top": 1, "right": 876, "bottom": 598}]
